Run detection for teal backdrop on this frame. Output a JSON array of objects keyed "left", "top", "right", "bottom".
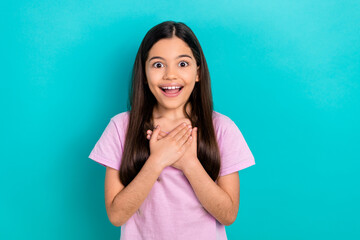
[{"left": 1, "top": 0, "right": 359, "bottom": 239}]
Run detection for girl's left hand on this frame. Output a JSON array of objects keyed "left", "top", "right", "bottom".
[{"left": 146, "top": 126, "right": 198, "bottom": 172}]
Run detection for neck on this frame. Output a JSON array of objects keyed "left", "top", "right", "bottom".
[{"left": 153, "top": 103, "right": 191, "bottom": 121}]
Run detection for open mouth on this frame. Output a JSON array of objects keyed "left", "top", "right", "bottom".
[
  {"left": 159, "top": 86, "right": 184, "bottom": 97},
  {"left": 160, "top": 86, "right": 183, "bottom": 93}
]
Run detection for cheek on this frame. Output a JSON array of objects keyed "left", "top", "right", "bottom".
[
  {"left": 146, "top": 69, "right": 163, "bottom": 83},
  {"left": 147, "top": 83, "right": 160, "bottom": 97},
  {"left": 181, "top": 71, "right": 198, "bottom": 84},
  {"left": 146, "top": 70, "right": 160, "bottom": 88}
]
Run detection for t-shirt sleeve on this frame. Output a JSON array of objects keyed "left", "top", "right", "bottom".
[
  {"left": 88, "top": 117, "right": 124, "bottom": 170},
  {"left": 216, "top": 116, "right": 255, "bottom": 176}
]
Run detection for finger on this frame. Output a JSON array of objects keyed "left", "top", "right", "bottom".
[
  {"left": 166, "top": 122, "right": 188, "bottom": 138},
  {"left": 179, "top": 134, "right": 193, "bottom": 153},
  {"left": 159, "top": 132, "right": 167, "bottom": 140},
  {"left": 147, "top": 130, "right": 167, "bottom": 139},
  {"left": 177, "top": 126, "right": 192, "bottom": 144},
  {"left": 174, "top": 124, "right": 192, "bottom": 142},
  {"left": 147, "top": 133, "right": 162, "bottom": 141},
  {"left": 156, "top": 132, "right": 166, "bottom": 140},
  {"left": 150, "top": 125, "right": 161, "bottom": 143},
  {"left": 147, "top": 129, "right": 168, "bottom": 136}
]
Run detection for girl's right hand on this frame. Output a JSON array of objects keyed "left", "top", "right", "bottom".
[{"left": 149, "top": 123, "right": 193, "bottom": 169}]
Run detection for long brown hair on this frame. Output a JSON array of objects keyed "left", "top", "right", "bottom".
[{"left": 120, "top": 21, "right": 221, "bottom": 187}]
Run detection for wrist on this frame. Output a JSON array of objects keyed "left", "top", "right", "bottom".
[
  {"left": 183, "top": 157, "right": 200, "bottom": 175},
  {"left": 147, "top": 154, "right": 166, "bottom": 173}
]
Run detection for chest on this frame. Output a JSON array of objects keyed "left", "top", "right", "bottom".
[{"left": 152, "top": 118, "right": 192, "bottom": 133}]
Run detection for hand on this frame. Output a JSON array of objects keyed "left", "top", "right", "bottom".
[
  {"left": 146, "top": 125, "right": 198, "bottom": 172},
  {"left": 146, "top": 129, "right": 167, "bottom": 140},
  {"left": 148, "top": 123, "right": 193, "bottom": 170}
]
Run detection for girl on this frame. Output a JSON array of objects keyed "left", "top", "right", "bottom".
[{"left": 89, "top": 21, "right": 255, "bottom": 240}]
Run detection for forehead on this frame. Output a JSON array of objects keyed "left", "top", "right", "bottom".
[{"left": 148, "top": 37, "right": 193, "bottom": 59}]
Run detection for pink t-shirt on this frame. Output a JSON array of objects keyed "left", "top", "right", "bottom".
[{"left": 89, "top": 111, "right": 255, "bottom": 240}]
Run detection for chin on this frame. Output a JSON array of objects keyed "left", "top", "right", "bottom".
[
  {"left": 164, "top": 103, "right": 184, "bottom": 110},
  {"left": 158, "top": 100, "right": 185, "bottom": 109}
]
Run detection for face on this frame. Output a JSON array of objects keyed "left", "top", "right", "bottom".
[{"left": 145, "top": 36, "right": 199, "bottom": 112}]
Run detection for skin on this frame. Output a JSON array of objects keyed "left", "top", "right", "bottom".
[
  {"left": 105, "top": 36, "right": 240, "bottom": 227},
  {"left": 145, "top": 36, "right": 240, "bottom": 225},
  {"left": 146, "top": 127, "right": 240, "bottom": 226},
  {"left": 145, "top": 36, "right": 199, "bottom": 123},
  {"left": 145, "top": 36, "right": 200, "bottom": 170}
]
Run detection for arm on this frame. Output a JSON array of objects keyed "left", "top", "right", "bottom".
[
  {"left": 105, "top": 156, "right": 162, "bottom": 227},
  {"left": 183, "top": 159, "right": 240, "bottom": 226},
  {"left": 106, "top": 123, "right": 192, "bottom": 226}
]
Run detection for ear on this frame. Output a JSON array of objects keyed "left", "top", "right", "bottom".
[{"left": 196, "top": 66, "right": 200, "bottom": 82}]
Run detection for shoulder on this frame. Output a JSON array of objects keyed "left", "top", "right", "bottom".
[
  {"left": 212, "top": 111, "right": 245, "bottom": 145},
  {"left": 213, "top": 111, "right": 256, "bottom": 175},
  {"left": 110, "top": 111, "right": 130, "bottom": 126},
  {"left": 212, "top": 111, "right": 234, "bottom": 123},
  {"left": 106, "top": 111, "right": 130, "bottom": 141},
  {"left": 212, "top": 111, "right": 238, "bottom": 132}
]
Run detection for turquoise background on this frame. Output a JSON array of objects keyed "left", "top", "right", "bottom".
[{"left": 1, "top": 0, "right": 359, "bottom": 239}]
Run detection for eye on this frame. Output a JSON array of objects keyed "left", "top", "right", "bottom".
[
  {"left": 179, "top": 61, "right": 189, "bottom": 67},
  {"left": 153, "top": 62, "right": 164, "bottom": 68}
]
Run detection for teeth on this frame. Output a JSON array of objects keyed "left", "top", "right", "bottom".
[{"left": 161, "top": 86, "right": 182, "bottom": 90}]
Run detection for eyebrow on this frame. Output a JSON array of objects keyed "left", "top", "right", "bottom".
[{"left": 148, "top": 54, "right": 192, "bottom": 62}]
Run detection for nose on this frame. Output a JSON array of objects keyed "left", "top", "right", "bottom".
[{"left": 163, "top": 64, "right": 177, "bottom": 80}]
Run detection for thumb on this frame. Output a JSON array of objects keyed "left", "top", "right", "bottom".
[{"left": 150, "top": 125, "right": 161, "bottom": 143}]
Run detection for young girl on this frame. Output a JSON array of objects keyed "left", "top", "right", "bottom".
[{"left": 89, "top": 21, "right": 255, "bottom": 240}]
